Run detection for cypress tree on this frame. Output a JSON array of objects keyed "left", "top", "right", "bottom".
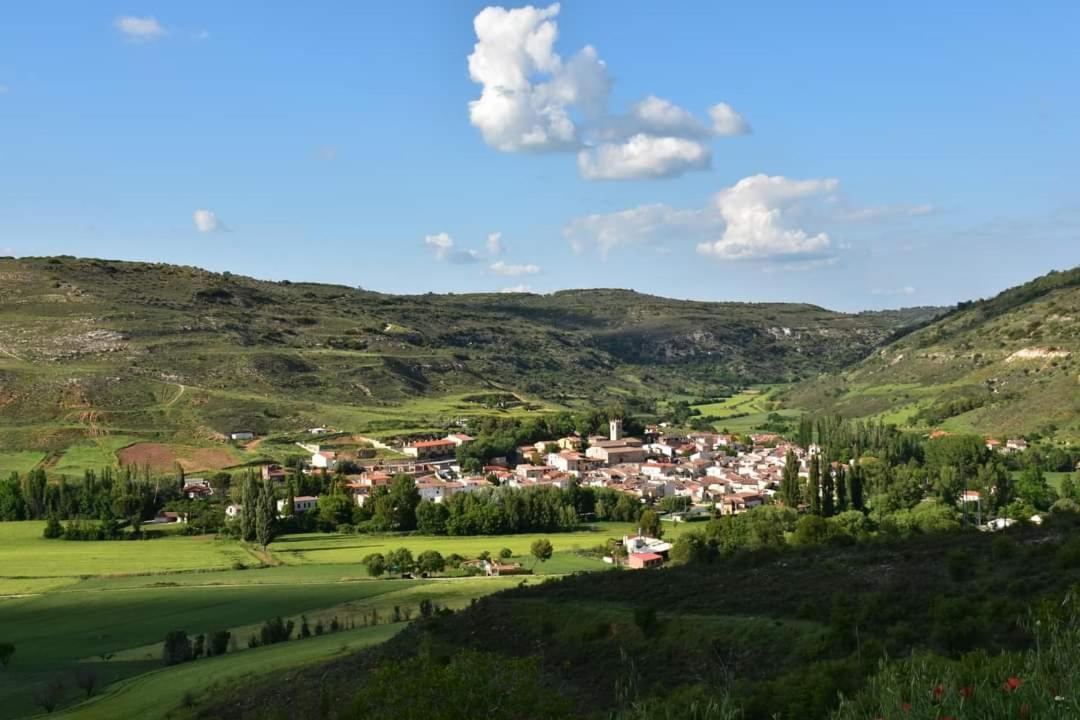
[
  {"left": 780, "top": 450, "right": 801, "bottom": 508},
  {"left": 807, "top": 454, "right": 821, "bottom": 515},
  {"left": 849, "top": 461, "right": 864, "bottom": 511},
  {"left": 255, "top": 478, "right": 275, "bottom": 549},
  {"left": 821, "top": 459, "right": 835, "bottom": 517},
  {"left": 835, "top": 464, "right": 848, "bottom": 513},
  {"left": 240, "top": 472, "right": 258, "bottom": 542}
]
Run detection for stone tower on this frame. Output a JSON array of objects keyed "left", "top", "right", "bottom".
[{"left": 609, "top": 418, "right": 623, "bottom": 442}]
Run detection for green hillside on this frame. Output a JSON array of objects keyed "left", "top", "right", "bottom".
[
  {"left": 782, "top": 267, "right": 1080, "bottom": 441},
  {"left": 0, "top": 256, "right": 936, "bottom": 466}
]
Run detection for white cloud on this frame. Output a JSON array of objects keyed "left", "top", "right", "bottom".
[
  {"left": 578, "top": 134, "right": 711, "bottom": 181},
  {"left": 115, "top": 16, "right": 166, "bottom": 42},
  {"left": 193, "top": 209, "right": 226, "bottom": 233},
  {"left": 696, "top": 175, "right": 838, "bottom": 261},
  {"left": 424, "top": 232, "right": 481, "bottom": 264},
  {"left": 564, "top": 203, "right": 704, "bottom": 256},
  {"left": 500, "top": 284, "right": 534, "bottom": 293},
  {"left": 467, "top": 5, "right": 746, "bottom": 180},
  {"left": 841, "top": 203, "right": 935, "bottom": 222},
  {"left": 467, "top": 3, "right": 609, "bottom": 152},
  {"left": 871, "top": 286, "right": 916, "bottom": 296},
  {"left": 566, "top": 174, "right": 858, "bottom": 264},
  {"left": 490, "top": 260, "right": 540, "bottom": 276},
  {"left": 313, "top": 145, "right": 340, "bottom": 161},
  {"left": 709, "top": 103, "right": 751, "bottom": 136},
  {"left": 486, "top": 231, "right": 504, "bottom": 255}
]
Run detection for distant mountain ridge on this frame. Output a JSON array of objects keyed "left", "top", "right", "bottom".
[
  {"left": 0, "top": 256, "right": 938, "bottom": 444},
  {"left": 782, "top": 266, "right": 1080, "bottom": 440}
]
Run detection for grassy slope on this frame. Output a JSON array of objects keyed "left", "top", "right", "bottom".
[
  {"left": 51, "top": 624, "right": 404, "bottom": 720},
  {"left": 782, "top": 266, "right": 1080, "bottom": 440},
  {"left": 198, "top": 518, "right": 1080, "bottom": 720},
  {"left": 0, "top": 257, "right": 936, "bottom": 473}
]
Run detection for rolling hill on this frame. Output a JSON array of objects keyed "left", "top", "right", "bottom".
[
  {"left": 0, "top": 256, "right": 937, "bottom": 463},
  {"left": 781, "top": 266, "right": 1080, "bottom": 440}
]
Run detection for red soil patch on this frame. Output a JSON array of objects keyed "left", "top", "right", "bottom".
[{"left": 118, "top": 443, "right": 237, "bottom": 473}]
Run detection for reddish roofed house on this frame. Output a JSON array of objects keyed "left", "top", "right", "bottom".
[
  {"left": 403, "top": 439, "right": 457, "bottom": 459},
  {"left": 628, "top": 552, "right": 664, "bottom": 569}
]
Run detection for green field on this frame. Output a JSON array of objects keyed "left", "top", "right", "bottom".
[
  {"left": 690, "top": 385, "right": 797, "bottom": 433},
  {"left": 52, "top": 624, "right": 404, "bottom": 720},
  {"left": 269, "top": 522, "right": 675, "bottom": 566},
  {"left": 0, "top": 522, "right": 257, "bottom": 579},
  {"left": 0, "top": 451, "right": 46, "bottom": 477},
  {"left": 0, "top": 521, "right": 623, "bottom": 720}
]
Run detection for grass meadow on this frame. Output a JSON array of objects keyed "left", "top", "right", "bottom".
[{"left": 0, "top": 520, "right": 626, "bottom": 719}]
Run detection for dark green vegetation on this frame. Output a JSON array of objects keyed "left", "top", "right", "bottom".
[
  {"left": 783, "top": 266, "right": 1080, "bottom": 441},
  {"left": 0, "top": 256, "right": 936, "bottom": 465},
  {"left": 193, "top": 516, "right": 1080, "bottom": 720}
]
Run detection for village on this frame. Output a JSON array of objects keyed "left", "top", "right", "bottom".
[{"left": 180, "top": 418, "right": 1040, "bottom": 570}]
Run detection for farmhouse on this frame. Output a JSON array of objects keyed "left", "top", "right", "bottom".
[
  {"left": 276, "top": 495, "right": 319, "bottom": 516},
  {"left": 403, "top": 438, "right": 457, "bottom": 459},
  {"left": 311, "top": 450, "right": 337, "bottom": 470},
  {"left": 628, "top": 552, "right": 664, "bottom": 569}
]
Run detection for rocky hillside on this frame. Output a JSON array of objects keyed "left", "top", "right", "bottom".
[
  {"left": 782, "top": 266, "right": 1080, "bottom": 440},
  {"left": 0, "top": 256, "right": 937, "bottom": 444}
]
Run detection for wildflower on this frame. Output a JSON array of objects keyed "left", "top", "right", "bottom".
[
  {"left": 902, "top": 702, "right": 911, "bottom": 713},
  {"left": 933, "top": 684, "right": 945, "bottom": 700},
  {"left": 1004, "top": 676, "right": 1022, "bottom": 693},
  {"left": 960, "top": 685, "right": 974, "bottom": 699}
]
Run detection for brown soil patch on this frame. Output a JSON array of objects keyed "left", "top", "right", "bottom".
[{"left": 118, "top": 443, "right": 237, "bottom": 473}]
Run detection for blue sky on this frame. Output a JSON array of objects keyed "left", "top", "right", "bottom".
[{"left": 0, "top": 1, "right": 1077, "bottom": 310}]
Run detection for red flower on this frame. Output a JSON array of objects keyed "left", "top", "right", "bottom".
[
  {"left": 1004, "top": 676, "right": 1023, "bottom": 693},
  {"left": 960, "top": 686, "right": 974, "bottom": 699},
  {"left": 933, "top": 684, "right": 945, "bottom": 700},
  {"left": 902, "top": 702, "right": 912, "bottom": 713}
]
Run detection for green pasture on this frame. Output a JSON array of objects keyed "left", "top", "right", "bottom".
[
  {"left": 268, "top": 522, "right": 665, "bottom": 566},
  {"left": 52, "top": 624, "right": 404, "bottom": 720},
  {"left": 0, "top": 522, "right": 257, "bottom": 578},
  {"left": 0, "top": 450, "right": 45, "bottom": 476}
]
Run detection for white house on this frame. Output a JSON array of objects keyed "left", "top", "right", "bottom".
[
  {"left": 225, "top": 504, "right": 242, "bottom": 518},
  {"left": 276, "top": 496, "right": 319, "bottom": 516},
  {"left": 311, "top": 450, "right": 337, "bottom": 470}
]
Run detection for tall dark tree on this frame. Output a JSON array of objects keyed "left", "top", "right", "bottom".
[
  {"left": 834, "top": 464, "right": 848, "bottom": 513},
  {"left": 821, "top": 459, "right": 835, "bottom": 517},
  {"left": 807, "top": 454, "right": 821, "bottom": 515},
  {"left": 780, "top": 450, "right": 801, "bottom": 508},
  {"left": 240, "top": 471, "right": 258, "bottom": 542},
  {"left": 849, "top": 461, "right": 864, "bottom": 511},
  {"left": 255, "top": 478, "right": 276, "bottom": 548}
]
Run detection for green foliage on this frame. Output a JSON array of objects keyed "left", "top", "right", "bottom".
[
  {"left": 346, "top": 650, "right": 572, "bottom": 720},
  {"left": 163, "top": 629, "right": 193, "bottom": 666},
  {"left": 0, "top": 643, "right": 13, "bottom": 669},
  {"left": 362, "top": 552, "right": 387, "bottom": 577},
  {"left": 531, "top": 538, "right": 554, "bottom": 564},
  {"left": 417, "top": 549, "right": 446, "bottom": 575}
]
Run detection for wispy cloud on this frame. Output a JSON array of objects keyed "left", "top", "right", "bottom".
[
  {"left": 500, "top": 284, "right": 534, "bottom": 294},
  {"left": 486, "top": 231, "right": 503, "bottom": 256},
  {"left": 490, "top": 260, "right": 540, "bottom": 276},
  {"left": 871, "top": 286, "right": 917, "bottom": 296},
  {"left": 424, "top": 232, "right": 481, "bottom": 264},
  {"left": 115, "top": 16, "right": 166, "bottom": 42}
]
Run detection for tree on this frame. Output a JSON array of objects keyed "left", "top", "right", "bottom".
[
  {"left": 363, "top": 552, "right": 387, "bottom": 577},
  {"left": 848, "top": 461, "right": 864, "bottom": 511},
  {"left": 208, "top": 630, "right": 231, "bottom": 656},
  {"left": 416, "top": 500, "right": 449, "bottom": 535},
  {"left": 807, "top": 455, "right": 822, "bottom": 515},
  {"left": 42, "top": 515, "right": 63, "bottom": 539},
  {"left": 976, "top": 458, "right": 1012, "bottom": 511},
  {"left": 835, "top": 465, "right": 848, "bottom": 513},
  {"left": 240, "top": 472, "right": 258, "bottom": 542},
  {"left": 780, "top": 450, "right": 801, "bottom": 508},
  {"left": 255, "top": 478, "right": 276, "bottom": 548},
  {"left": 417, "top": 549, "right": 446, "bottom": 575},
  {"left": 530, "top": 538, "right": 553, "bottom": 567},
  {"left": 163, "top": 630, "right": 193, "bottom": 666},
  {"left": 387, "top": 547, "right": 415, "bottom": 577},
  {"left": 821, "top": 460, "right": 835, "bottom": 517},
  {"left": 0, "top": 643, "right": 13, "bottom": 669},
  {"left": 1061, "top": 473, "right": 1080, "bottom": 503},
  {"left": 498, "top": 547, "right": 513, "bottom": 559},
  {"left": 32, "top": 676, "right": 64, "bottom": 714},
  {"left": 1015, "top": 466, "right": 1057, "bottom": 510},
  {"left": 0, "top": 475, "right": 27, "bottom": 521},
  {"left": 75, "top": 667, "right": 99, "bottom": 698},
  {"left": 638, "top": 508, "right": 661, "bottom": 538},
  {"left": 934, "top": 465, "right": 964, "bottom": 506}
]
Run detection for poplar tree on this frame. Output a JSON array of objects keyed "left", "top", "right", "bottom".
[
  {"left": 835, "top": 464, "right": 848, "bottom": 513},
  {"left": 849, "top": 460, "right": 864, "bottom": 511},
  {"left": 240, "top": 472, "right": 258, "bottom": 542},
  {"left": 807, "top": 454, "right": 821, "bottom": 515},
  {"left": 780, "top": 450, "right": 801, "bottom": 508},
  {"left": 255, "top": 478, "right": 275, "bottom": 549},
  {"left": 821, "top": 459, "right": 835, "bottom": 517}
]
